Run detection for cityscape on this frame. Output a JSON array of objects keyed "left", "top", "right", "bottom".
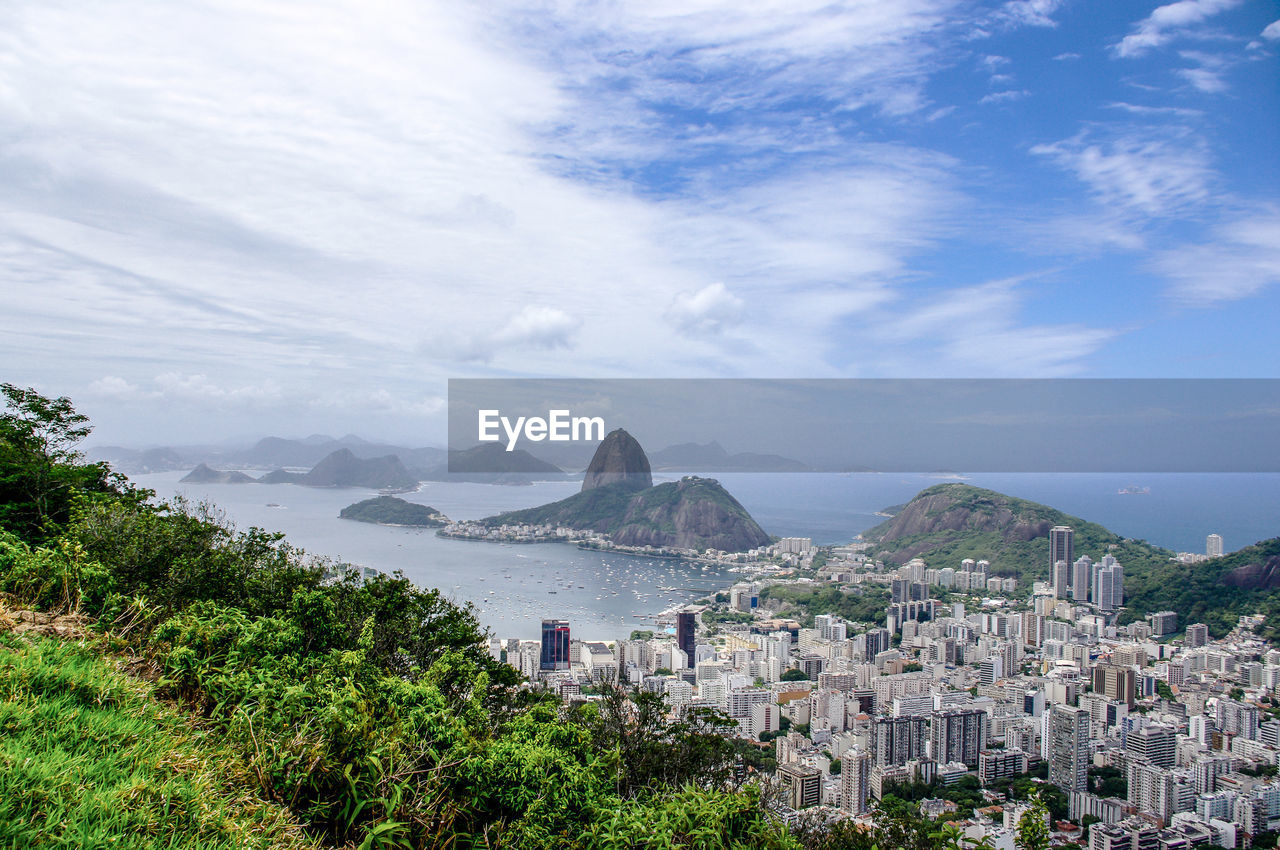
[{"left": 506, "top": 527, "right": 1280, "bottom": 849}]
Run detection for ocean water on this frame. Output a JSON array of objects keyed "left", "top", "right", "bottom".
[{"left": 136, "top": 471, "right": 1280, "bottom": 639}]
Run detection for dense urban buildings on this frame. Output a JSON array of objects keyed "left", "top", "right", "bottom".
[{"left": 507, "top": 526, "right": 1279, "bottom": 846}]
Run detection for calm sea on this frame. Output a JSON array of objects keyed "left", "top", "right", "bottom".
[{"left": 137, "top": 471, "right": 1280, "bottom": 639}]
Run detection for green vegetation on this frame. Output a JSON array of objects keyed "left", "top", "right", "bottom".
[
  {"left": 338, "top": 495, "right": 447, "bottom": 527},
  {"left": 1087, "top": 765, "right": 1127, "bottom": 798},
  {"left": 0, "top": 633, "right": 320, "bottom": 850},
  {"left": 482, "top": 476, "right": 770, "bottom": 552},
  {"left": 866, "top": 482, "right": 1280, "bottom": 638},
  {"left": 0, "top": 383, "right": 801, "bottom": 849},
  {"left": 703, "top": 610, "right": 755, "bottom": 626},
  {"left": 864, "top": 484, "right": 1168, "bottom": 591},
  {"left": 1123, "top": 538, "right": 1280, "bottom": 638},
  {"left": 759, "top": 585, "right": 890, "bottom": 628},
  {"left": 1015, "top": 793, "right": 1050, "bottom": 850},
  {"left": 780, "top": 668, "right": 810, "bottom": 682}
]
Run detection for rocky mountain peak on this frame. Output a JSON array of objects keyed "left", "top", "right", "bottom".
[{"left": 581, "top": 428, "right": 652, "bottom": 492}]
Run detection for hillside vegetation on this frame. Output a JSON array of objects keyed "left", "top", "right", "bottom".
[
  {"left": 866, "top": 483, "right": 1280, "bottom": 637},
  {"left": 0, "top": 631, "right": 320, "bottom": 850},
  {"left": 0, "top": 382, "right": 798, "bottom": 849},
  {"left": 338, "top": 495, "right": 448, "bottom": 526}
]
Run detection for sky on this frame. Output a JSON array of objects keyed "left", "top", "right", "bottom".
[{"left": 2, "top": 0, "right": 1278, "bottom": 446}]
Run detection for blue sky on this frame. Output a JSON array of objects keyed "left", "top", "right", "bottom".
[{"left": 1, "top": 0, "right": 1278, "bottom": 444}]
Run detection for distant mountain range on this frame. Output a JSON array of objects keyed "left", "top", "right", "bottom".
[
  {"left": 91, "top": 435, "right": 448, "bottom": 475},
  {"left": 648, "top": 441, "right": 808, "bottom": 472},
  {"left": 417, "top": 443, "right": 571, "bottom": 485},
  {"left": 182, "top": 448, "right": 420, "bottom": 491}
]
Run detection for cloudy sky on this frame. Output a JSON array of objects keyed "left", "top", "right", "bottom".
[{"left": 3, "top": 0, "right": 1278, "bottom": 446}]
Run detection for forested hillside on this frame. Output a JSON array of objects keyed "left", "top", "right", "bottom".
[{"left": 0, "top": 383, "right": 800, "bottom": 849}]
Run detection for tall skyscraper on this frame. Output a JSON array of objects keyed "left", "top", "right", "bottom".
[
  {"left": 1050, "top": 525, "right": 1074, "bottom": 579},
  {"left": 1048, "top": 704, "right": 1090, "bottom": 792},
  {"left": 1185, "top": 623, "right": 1209, "bottom": 649},
  {"left": 1125, "top": 724, "right": 1176, "bottom": 768},
  {"left": 1071, "top": 555, "right": 1093, "bottom": 601},
  {"left": 676, "top": 610, "right": 696, "bottom": 665},
  {"left": 930, "top": 709, "right": 989, "bottom": 767},
  {"left": 1052, "top": 560, "right": 1071, "bottom": 599},
  {"left": 1093, "top": 556, "right": 1124, "bottom": 611},
  {"left": 842, "top": 751, "right": 872, "bottom": 815},
  {"left": 539, "top": 619, "right": 570, "bottom": 671},
  {"left": 873, "top": 716, "right": 927, "bottom": 765},
  {"left": 1207, "top": 534, "right": 1224, "bottom": 558}
]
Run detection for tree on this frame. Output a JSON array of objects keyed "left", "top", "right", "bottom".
[
  {"left": 568, "top": 681, "right": 739, "bottom": 797},
  {"left": 781, "top": 668, "right": 810, "bottom": 681},
  {"left": 0, "top": 383, "right": 114, "bottom": 539},
  {"left": 1015, "top": 792, "right": 1050, "bottom": 850}
]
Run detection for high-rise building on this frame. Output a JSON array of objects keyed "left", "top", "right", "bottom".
[
  {"left": 931, "top": 709, "right": 989, "bottom": 768},
  {"left": 842, "top": 752, "right": 872, "bottom": 815},
  {"left": 1048, "top": 704, "right": 1090, "bottom": 792},
  {"left": 539, "top": 619, "right": 570, "bottom": 671},
  {"left": 1185, "top": 623, "right": 1209, "bottom": 649},
  {"left": 1052, "top": 560, "right": 1071, "bottom": 599},
  {"left": 1126, "top": 760, "right": 1182, "bottom": 824},
  {"left": 1071, "top": 555, "right": 1093, "bottom": 601},
  {"left": 1125, "top": 724, "right": 1176, "bottom": 769},
  {"left": 676, "top": 610, "right": 696, "bottom": 664},
  {"left": 778, "top": 763, "right": 822, "bottom": 810},
  {"left": 1147, "top": 611, "right": 1178, "bottom": 637},
  {"left": 979, "top": 749, "right": 1029, "bottom": 784},
  {"left": 1206, "top": 534, "right": 1224, "bottom": 558},
  {"left": 1093, "top": 664, "right": 1136, "bottom": 707},
  {"left": 865, "top": 628, "right": 892, "bottom": 659},
  {"left": 1093, "top": 559, "right": 1123, "bottom": 611},
  {"left": 873, "top": 715, "right": 927, "bottom": 766},
  {"left": 1050, "top": 526, "right": 1074, "bottom": 581}
]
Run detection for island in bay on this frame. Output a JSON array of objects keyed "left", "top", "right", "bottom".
[
  {"left": 338, "top": 495, "right": 450, "bottom": 527},
  {"left": 444, "top": 428, "right": 772, "bottom": 554}
]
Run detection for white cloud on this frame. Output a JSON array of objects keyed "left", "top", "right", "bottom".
[
  {"left": 87, "top": 376, "right": 158, "bottom": 401},
  {"left": 491, "top": 306, "right": 582, "bottom": 351},
  {"left": 1263, "top": 20, "right": 1280, "bottom": 40},
  {"left": 1105, "top": 102, "right": 1204, "bottom": 118},
  {"left": 0, "top": 0, "right": 1146, "bottom": 442},
  {"left": 865, "top": 278, "right": 1115, "bottom": 376},
  {"left": 980, "top": 89, "right": 1030, "bottom": 104},
  {"left": 1158, "top": 211, "right": 1280, "bottom": 303},
  {"left": 1030, "top": 130, "right": 1215, "bottom": 217},
  {"left": 1115, "top": 0, "right": 1243, "bottom": 57},
  {"left": 995, "top": 0, "right": 1068, "bottom": 28},
  {"left": 665, "top": 283, "right": 745, "bottom": 335}
]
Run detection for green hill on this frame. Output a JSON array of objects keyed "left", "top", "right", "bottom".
[
  {"left": 338, "top": 495, "right": 448, "bottom": 526},
  {"left": 482, "top": 476, "right": 771, "bottom": 552},
  {"left": 864, "top": 483, "right": 1169, "bottom": 579},
  {"left": 0, "top": 632, "right": 319, "bottom": 850},
  {"left": 866, "top": 483, "right": 1280, "bottom": 637}
]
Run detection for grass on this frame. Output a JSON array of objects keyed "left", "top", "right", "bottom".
[{"left": 0, "top": 632, "right": 320, "bottom": 850}]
